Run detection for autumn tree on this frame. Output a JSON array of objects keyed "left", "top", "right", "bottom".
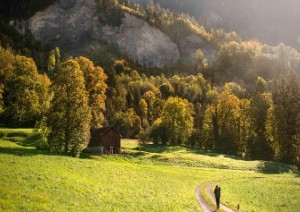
[
  {"left": 202, "top": 88, "right": 249, "bottom": 155},
  {"left": 75, "top": 57, "right": 107, "bottom": 128},
  {"left": 160, "top": 97, "right": 194, "bottom": 145},
  {"left": 0, "top": 48, "right": 14, "bottom": 114},
  {"left": 47, "top": 59, "right": 91, "bottom": 156},
  {"left": 3, "top": 55, "right": 48, "bottom": 126},
  {"left": 216, "top": 91, "right": 241, "bottom": 153}
]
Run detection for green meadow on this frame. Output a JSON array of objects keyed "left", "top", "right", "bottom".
[{"left": 0, "top": 129, "right": 299, "bottom": 211}]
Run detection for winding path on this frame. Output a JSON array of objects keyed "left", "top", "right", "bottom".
[{"left": 195, "top": 182, "right": 235, "bottom": 212}]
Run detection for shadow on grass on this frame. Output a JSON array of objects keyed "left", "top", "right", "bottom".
[
  {"left": 0, "top": 145, "right": 91, "bottom": 159},
  {"left": 258, "top": 161, "right": 298, "bottom": 174},
  {"left": 134, "top": 143, "right": 221, "bottom": 157},
  {"left": 1, "top": 135, "right": 41, "bottom": 147},
  {"left": 0, "top": 146, "right": 55, "bottom": 157},
  {"left": 17, "top": 135, "right": 41, "bottom": 147},
  {"left": 133, "top": 143, "right": 168, "bottom": 153}
]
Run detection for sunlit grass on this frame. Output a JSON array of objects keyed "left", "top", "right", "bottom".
[
  {"left": 0, "top": 133, "right": 299, "bottom": 211},
  {"left": 121, "top": 140, "right": 297, "bottom": 173}
]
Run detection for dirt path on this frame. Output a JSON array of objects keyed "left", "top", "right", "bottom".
[
  {"left": 195, "top": 182, "right": 235, "bottom": 212},
  {"left": 194, "top": 182, "right": 215, "bottom": 212}
]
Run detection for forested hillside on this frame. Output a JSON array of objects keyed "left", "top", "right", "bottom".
[
  {"left": 138, "top": 0, "right": 300, "bottom": 51},
  {"left": 0, "top": 0, "right": 299, "bottom": 168}
]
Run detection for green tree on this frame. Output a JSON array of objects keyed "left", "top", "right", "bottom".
[
  {"left": 47, "top": 50, "right": 55, "bottom": 76},
  {"left": 147, "top": 118, "right": 167, "bottom": 145},
  {"left": 161, "top": 97, "right": 194, "bottom": 145},
  {"left": 159, "top": 82, "right": 174, "bottom": 99},
  {"left": 266, "top": 73, "right": 300, "bottom": 165},
  {"left": 47, "top": 47, "right": 61, "bottom": 78},
  {"left": 47, "top": 59, "right": 91, "bottom": 157},
  {"left": 249, "top": 77, "right": 273, "bottom": 160},
  {"left": 96, "top": 0, "right": 124, "bottom": 26},
  {"left": 114, "top": 108, "right": 141, "bottom": 138},
  {"left": 202, "top": 89, "right": 219, "bottom": 150},
  {"left": 143, "top": 91, "right": 156, "bottom": 125},
  {"left": 76, "top": 57, "right": 107, "bottom": 128},
  {"left": 139, "top": 98, "right": 148, "bottom": 129}
]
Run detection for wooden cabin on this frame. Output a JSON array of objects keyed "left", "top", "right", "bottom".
[{"left": 86, "top": 126, "right": 121, "bottom": 154}]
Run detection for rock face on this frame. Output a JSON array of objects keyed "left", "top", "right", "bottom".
[
  {"left": 29, "top": 0, "right": 96, "bottom": 48},
  {"left": 92, "top": 13, "right": 180, "bottom": 68},
  {"left": 28, "top": 0, "right": 215, "bottom": 68}
]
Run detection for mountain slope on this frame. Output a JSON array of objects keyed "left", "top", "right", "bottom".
[{"left": 28, "top": 0, "right": 216, "bottom": 68}]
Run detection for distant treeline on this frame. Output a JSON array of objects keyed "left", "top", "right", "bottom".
[{"left": 1, "top": 45, "right": 299, "bottom": 168}]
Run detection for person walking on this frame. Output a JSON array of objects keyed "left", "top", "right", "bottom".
[{"left": 214, "top": 185, "right": 221, "bottom": 210}]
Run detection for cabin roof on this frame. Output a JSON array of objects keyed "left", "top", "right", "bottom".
[{"left": 91, "top": 126, "right": 120, "bottom": 137}]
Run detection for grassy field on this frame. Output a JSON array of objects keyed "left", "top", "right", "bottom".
[{"left": 0, "top": 129, "right": 299, "bottom": 211}]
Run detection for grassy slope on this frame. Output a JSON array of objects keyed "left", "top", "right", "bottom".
[{"left": 0, "top": 131, "right": 299, "bottom": 211}]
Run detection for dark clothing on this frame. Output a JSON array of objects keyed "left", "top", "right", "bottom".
[{"left": 214, "top": 186, "right": 221, "bottom": 209}]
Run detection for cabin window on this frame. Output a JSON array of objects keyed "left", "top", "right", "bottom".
[{"left": 110, "top": 146, "right": 114, "bottom": 154}]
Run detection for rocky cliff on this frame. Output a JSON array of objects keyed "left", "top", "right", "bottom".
[{"left": 28, "top": 0, "right": 216, "bottom": 68}]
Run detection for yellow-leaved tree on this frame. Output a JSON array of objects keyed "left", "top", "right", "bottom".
[
  {"left": 75, "top": 57, "right": 107, "bottom": 128},
  {"left": 47, "top": 59, "right": 91, "bottom": 157},
  {"left": 161, "top": 97, "right": 194, "bottom": 145}
]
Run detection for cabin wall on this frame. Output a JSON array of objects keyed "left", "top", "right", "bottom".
[
  {"left": 87, "top": 128, "right": 121, "bottom": 154},
  {"left": 101, "top": 130, "right": 120, "bottom": 154}
]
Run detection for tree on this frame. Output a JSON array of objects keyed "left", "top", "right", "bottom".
[
  {"left": 143, "top": 91, "right": 156, "bottom": 125},
  {"left": 216, "top": 91, "right": 241, "bottom": 154},
  {"left": 0, "top": 48, "right": 14, "bottom": 114},
  {"left": 215, "top": 41, "right": 258, "bottom": 83},
  {"left": 249, "top": 77, "right": 273, "bottom": 160},
  {"left": 47, "top": 50, "right": 55, "bottom": 76},
  {"left": 114, "top": 108, "right": 141, "bottom": 138},
  {"left": 202, "top": 89, "right": 219, "bottom": 150},
  {"left": 139, "top": 98, "right": 148, "bottom": 129},
  {"left": 161, "top": 97, "right": 194, "bottom": 145},
  {"left": 159, "top": 82, "right": 174, "bottom": 99},
  {"left": 47, "top": 47, "right": 61, "bottom": 78},
  {"left": 148, "top": 118, "right": 167, "bottom": 145},
  {"left": 266, "top": 73, "right": 300, "bottom": 165},
  {"left": 3, "top": 55, "right": 45, "bottom": 126},
  {"left": 47, "top": 59, "right": 91, "bottom": 156},
  {"left": 145, "top": 0, "right": 155, "bottom": 23},
  {"left": 96, "top": 0, "right": 124, "bottom": 26},
  {"left": 76, "top": 57, "right": 107, "bottom": 128},
  {"left": 202, "top": 89, "right": 245, "bottom": 154}
]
